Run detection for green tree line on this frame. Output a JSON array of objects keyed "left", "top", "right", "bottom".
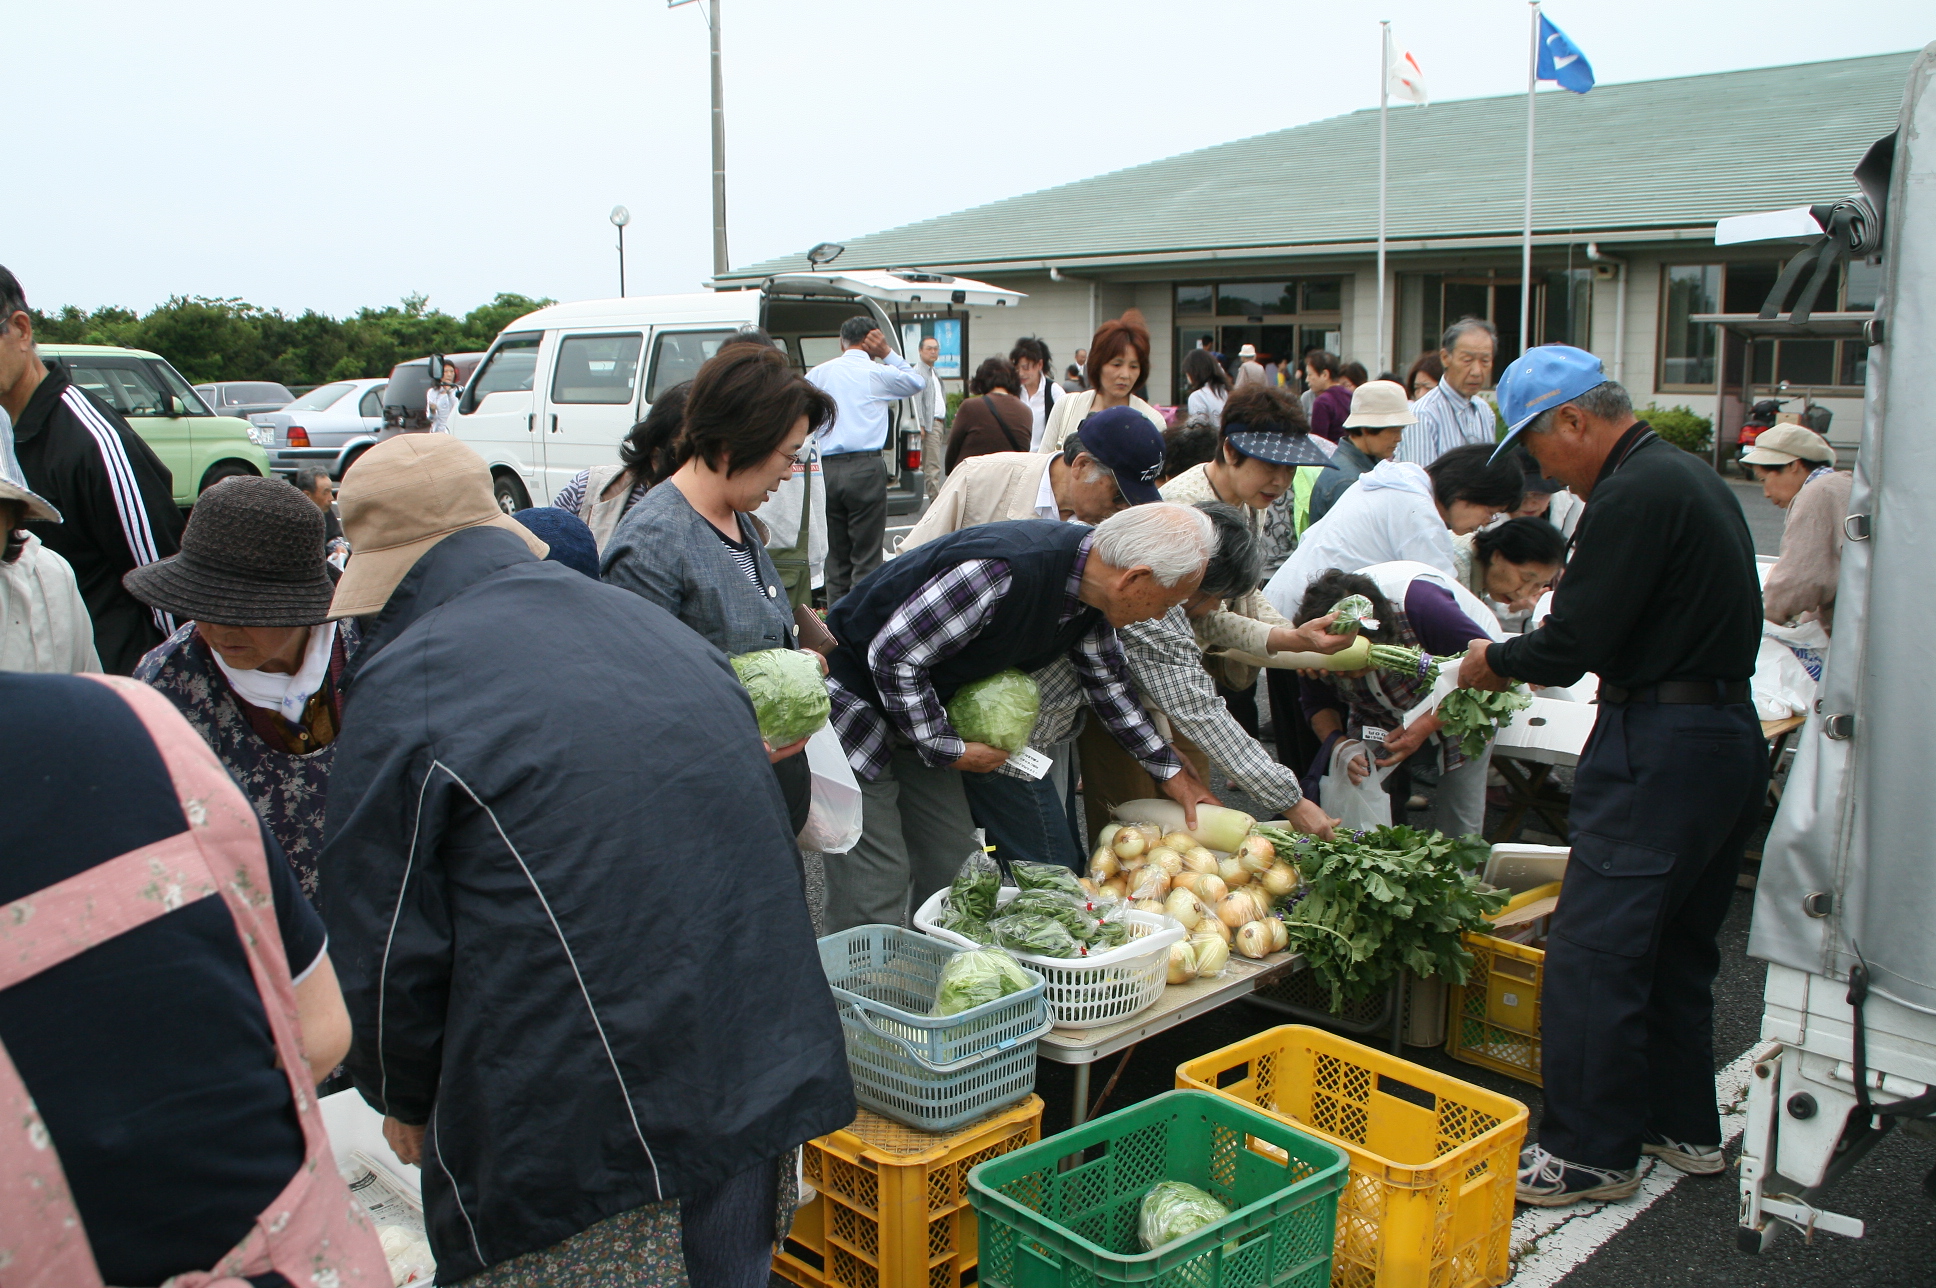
[{"left": 30, "top": 292, "right": 554, "bottom": 387}]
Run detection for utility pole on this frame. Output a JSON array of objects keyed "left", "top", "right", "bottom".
[{"left": 670, "top": 0, "right": 730, "bottom": 277}]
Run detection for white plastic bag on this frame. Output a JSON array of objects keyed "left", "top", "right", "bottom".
[
  {"left": 798, "top": 724, "right": 862, "bottom": 853},
  {"left": 1318, "top": 737, "right": 1392, "bottom": 833}
]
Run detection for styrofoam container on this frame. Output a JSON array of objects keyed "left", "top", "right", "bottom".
[{"left": 914, "top": 886, "right": 1184, "bottom": 1030}]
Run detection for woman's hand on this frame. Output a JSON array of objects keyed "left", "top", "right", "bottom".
[
  {"left": 766, "top": 736, "right": 811, "bottom": 763},
  {"left": 1284, "top": 798, "right": 1340, "bottom": 842},
  {"left": 953, "top": 742, "right": 1011, "bottom": 774},
  {"left": 1374, "top": 714, "right": 1438, "bottom": 768}
]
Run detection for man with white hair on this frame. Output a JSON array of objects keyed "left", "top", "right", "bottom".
[{"left": 820, "top": 503, "right": 1218, "bottom": 931}]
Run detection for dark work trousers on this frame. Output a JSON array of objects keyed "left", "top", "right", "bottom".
[
  {"left": 1537, "top": 698, "right": 1767, "bottom": 1170},
  {"left": 681, "top": 1155, "right": 779, "bottom": 1288},
  {"left": 963, "top": 769, "right": 1083, "bottom": 872},
  {"left": 821, "top": 451, "right": 888, "bottom": 605}
]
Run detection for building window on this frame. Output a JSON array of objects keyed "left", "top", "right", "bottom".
[
  {"left": 1171, "top": 279, "right": 1344, "bottom": 403},
  {"left": 1657, "top": 260, "right": 1871, "bottom": 392}
]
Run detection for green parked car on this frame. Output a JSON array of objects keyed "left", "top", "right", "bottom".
[{"left": 36, "top": 344, "right": 272, "bottom": 509}]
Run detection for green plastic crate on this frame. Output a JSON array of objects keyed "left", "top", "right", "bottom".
[{"left": 968, "top": 1090, "right": 1348, "bottom": 1288}]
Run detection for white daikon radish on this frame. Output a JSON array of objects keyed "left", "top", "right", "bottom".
[
  {"left": 1236, "top": 921, "right": 1272, "bottom": 959},
  {"left": 1109, "top": 800, "right": 1258, "bottom": 854}
]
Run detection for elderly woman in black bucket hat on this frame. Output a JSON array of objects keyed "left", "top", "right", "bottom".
[{"left": 125, "top": 476, "right": 355, "bottom": 898}]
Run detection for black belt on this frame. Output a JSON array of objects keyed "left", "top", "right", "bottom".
[{"left": 1599, "top": 680, "right": 1751, "bottom": 705}]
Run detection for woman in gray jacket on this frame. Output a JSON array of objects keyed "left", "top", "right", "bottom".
[{"left": 602, "top": 343, "right": 837, "bottom": 832}]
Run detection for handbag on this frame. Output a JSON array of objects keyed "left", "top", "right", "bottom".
[{"left": 983, "top": 395, "right": 1030, "bottom": 452}]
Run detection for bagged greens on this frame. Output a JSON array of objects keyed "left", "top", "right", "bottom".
[
  {"left": 947, "top": 850, "right": 1002, "bottom": 923},
  {"left": 931, "top": 947, "right": 1035, "bottom": 1017},
  {"left": 730, "top": 649, "right": 830, "bottom": 747},
  {"left": 1006, "top": 890, "right": 1102, "bottom": 944},
  {"left": 1011, "top": 860, "right": 1086, "bottom": 899},
  {"left": 1329, "top": 594, "right": 1379, "bottom": 635},
  {"left": 988, "top": 910, "right": 1082, "bottom": 958},
  {"left": 1137, "top": 1181, "right": 1231, "bottom": 1250},
  {"left": 946, "top": 669, "right": 1041, "bottom": 754}
]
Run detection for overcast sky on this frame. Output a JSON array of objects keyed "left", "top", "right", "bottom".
[{"left": 11, "top": 2, "right": 1927, "bottom": 318}]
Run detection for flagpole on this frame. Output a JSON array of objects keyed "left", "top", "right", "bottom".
[
  {"left": 1520, "top": 1, "right": 1539, "bottom": 361},
  {"left": 1377, "top": 20, "right": 1390, "bottom": 376}
]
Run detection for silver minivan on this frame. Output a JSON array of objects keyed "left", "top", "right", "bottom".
[{"left": 449, "top": 270, "right": 1022, "bottom": 513}]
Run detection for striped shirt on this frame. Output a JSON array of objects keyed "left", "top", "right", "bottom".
[
  {"left": 825, "top": 534, "right": 1181, "bottom": 782},
  {"left": 553, "top": 469, "right": 646, "bottom": 518},
  {"left": 1396, "top": 377, "right": 1497, "bottom": 465},
  {"left": 714, "top": 526, "right": 763, "bottom": 586}
]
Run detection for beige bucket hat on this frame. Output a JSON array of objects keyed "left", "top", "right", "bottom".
[
  {"left": 328, "top": 435, "right": 546, "bottom": 619},
  {"left": 1342, "top": 380, "right": 1418, "bottom": 429}
]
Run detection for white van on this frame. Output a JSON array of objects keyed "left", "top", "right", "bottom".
[{"left": 449, "top": 270, "right": 1023, "bottom": 512}]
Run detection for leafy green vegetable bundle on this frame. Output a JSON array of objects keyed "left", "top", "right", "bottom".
[
  {"left": 1279, "top": 825, "right": 1506, "bottom": 1009},
  {"left": 1358, "top": 644, "right": 1531, "bottom": 755},
  {"left": 730, "top": 649, "right": 830, "bottom": 747},
  {"left": 1328, "top": 594, "right": 1379, "bottom": 636},
  {"left": 946, "top": 669, "right": 1041, "bottom": 753},
  {"left": 931, "top": 947, "right": 1034, "bottom": 1016}
]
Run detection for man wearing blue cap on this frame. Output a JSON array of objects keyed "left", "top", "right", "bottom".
[{"left": 1456, "top": 345, "right": 1766, "bottom": 1207}]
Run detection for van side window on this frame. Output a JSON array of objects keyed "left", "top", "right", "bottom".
[
  {"left": 66, "top": 361, "right": 168, "bottom": 417},
  {"left": 645, "top": 330, "right": 735, "bottom": 403},
  {"left": 463, "top": 332, "right": 543, "bottom": 412},
  {"left": 552, "top": 333, "right": 643, "bottom": 405},
  {"left": 359, "top": 387, "right": 385, "bottom": 418}
]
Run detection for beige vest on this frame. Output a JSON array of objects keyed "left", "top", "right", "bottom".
[{"left": 580, "top": 464, "right": 639, "bottom": 552}]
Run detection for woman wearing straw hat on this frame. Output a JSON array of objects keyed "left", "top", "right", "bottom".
[{"left": 125, "top": 476, "right": 355, "bottom": 896}]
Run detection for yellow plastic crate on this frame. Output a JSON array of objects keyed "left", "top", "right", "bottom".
[
  {"left": 1177, "top": 1026, "right": 1527, "bottom": 1288},
  {"left": 775, "top": 1095, "right": 1043, "bottom": 1288},
  {"left": 1444, "top": 883, "right": 1561, "bottom": 1087}
]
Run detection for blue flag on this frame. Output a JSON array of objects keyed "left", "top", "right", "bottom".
[{"left": 1536, "top": 14, "right": 1595, "bottom": 93}]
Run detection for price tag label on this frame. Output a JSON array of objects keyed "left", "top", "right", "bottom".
[
  {"left": 1006, "top": 747, "right": 1053, "bottom": 780},
  {"left": 1359, "top": 726, "right": 1388, "bottom": 745}
]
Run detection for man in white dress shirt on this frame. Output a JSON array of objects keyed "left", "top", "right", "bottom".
[
  {"left": 1397, "top": 318, "right": 1499, "bottom": 465},
  {"left": 807, "top": 316, "right": 928, "bottom": 601}
]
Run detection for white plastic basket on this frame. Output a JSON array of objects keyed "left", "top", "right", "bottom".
[{"left": 913, "top": 886, "right": 1184, "bottom": 1030}]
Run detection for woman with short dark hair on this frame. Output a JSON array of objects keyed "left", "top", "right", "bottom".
[
  {"left": 602, "top": 343, "right": 838, "bottom": 833},
  {"left": 1035, "top": 312, "right": 1167, "bottom": 451},
  {"left": 1008, "top": 335, "right": 1059, "bottom": 446},
  {"left": 1406, "top": 351, "right": 1445, "bottom": 401},
  {"left": 944, "top": 356, "right": 1033, "bottom": 471},
  {"left": 1452, "top": 515, "right": 1566, "bottom": 619}
]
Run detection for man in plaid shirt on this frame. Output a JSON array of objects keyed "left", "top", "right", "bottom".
[{"left": 820, "top": 506, "right": 1219, "bottom": 933}]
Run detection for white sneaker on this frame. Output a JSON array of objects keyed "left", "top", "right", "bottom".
[
  {"left": 1641, "top": 1131, "right": 1726, "bottom": 1175},
  {"left": 1516, "top": 1144, "right": 1642, "bottom": 1207}
]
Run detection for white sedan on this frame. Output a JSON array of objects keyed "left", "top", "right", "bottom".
[{"left": 253, "top": 377, "right": 389, "bottom": 478}]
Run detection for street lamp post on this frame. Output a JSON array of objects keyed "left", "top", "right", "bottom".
[
  {"left": 610, "top": 205, "right": 631, "bottom": 297},
  {"left": 669, "top": 0, "right": 729, "bottom": 277}
]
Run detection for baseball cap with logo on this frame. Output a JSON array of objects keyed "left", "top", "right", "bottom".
[
  {"left": 328, "top": 434, "right": 547, "bottom": 618},
  {"left": 1491, "top": 344, "right": 1610, "bottom": 463},
  {"left": 1074, "top": 405, "right": 1167, "bottom": 505}
]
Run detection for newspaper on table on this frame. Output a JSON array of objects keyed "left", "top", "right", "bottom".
[{"left": 343, "top": 1152, "right": 436, "bottom": 1286}]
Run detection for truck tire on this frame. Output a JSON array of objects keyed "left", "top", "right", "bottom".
[{"left": 493, "top": 471, "right": 531, "bottom": 515}]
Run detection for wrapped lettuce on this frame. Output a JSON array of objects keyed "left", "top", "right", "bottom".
[
  {"left": 931, "top": 946, "right": 1034, "bottom": 1017},
  {"left": 1137, "top": 1180, "right": 1231, "bottom": 1251},
  {"left": 946, "top": 669, "right": 1041, "bottom": 754},
  {"left": 730, "top": 649, "right": 830, "bottom": 747}
]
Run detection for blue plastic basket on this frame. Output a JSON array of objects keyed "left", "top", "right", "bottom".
[{"left": 819, "top": 925, "right": 1053, "bottom": 1132}]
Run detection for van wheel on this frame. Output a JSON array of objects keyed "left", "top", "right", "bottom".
[
  {"left": 493, "top": 472, "right": 530, "bottom": 515},
  {"left": 198, "top": 460, "right": 260, "bottom": 494}
]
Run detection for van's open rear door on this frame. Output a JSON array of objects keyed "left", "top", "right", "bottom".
[{"left": 759, "top": 270, "right": 1023, "bottom": 310}]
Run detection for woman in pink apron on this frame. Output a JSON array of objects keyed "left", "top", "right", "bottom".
[{"left": 0, "top": 672, "right": 387, "bottom": 1286}]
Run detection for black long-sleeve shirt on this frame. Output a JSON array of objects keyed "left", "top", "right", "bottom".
[
  {"left": 13, "top": 368, "right": 183, "bottom": 674},
  {"left": 1490, "top": 424, "right": 1761, "bottom": 690}
]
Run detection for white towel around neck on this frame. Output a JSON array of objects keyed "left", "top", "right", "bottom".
[{"left": 213, "top": 621, "right": 337, "bottom": 725}]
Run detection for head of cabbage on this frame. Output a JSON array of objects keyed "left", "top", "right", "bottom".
[
  {"left": 731, "top": 649, "right": 831, "bottom": 748},
  {"left": 931, "top": 947, "right": 1035, "bottom": 1017},
  {"left": 946, "top": 669, "right": 1041, "bottom": 754}
]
